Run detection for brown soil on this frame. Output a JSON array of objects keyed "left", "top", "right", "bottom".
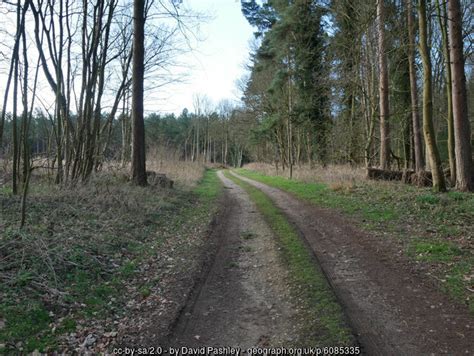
[
  {"left": 231, "top": 171, "right": 474, "bottom": 355},
  {"left": 168, "top": 171, "right": 302, "bottom": 347}
]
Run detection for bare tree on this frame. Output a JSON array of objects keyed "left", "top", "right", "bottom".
[
  {"left": 377, "top": 0, "right": 390, "bottom": 169},
  {"left": 418, "top": 0, "right": 446, "bottom": 191},
  {"left": 435, "top": 0, "right": 455, "bottom": 184},
  {"left": 406, "top": 0, "right": 424, "bottom": 173},
  {"left": 447, "top": 0, "right": 473, "bottom": 191}
]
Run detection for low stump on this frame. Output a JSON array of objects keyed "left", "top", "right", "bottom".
[{"left": 146, "top": 171, "right": 174, "bottom": 189}]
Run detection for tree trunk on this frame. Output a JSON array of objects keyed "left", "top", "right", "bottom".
[
  {"left": 121, "top": 90, "right": 131, "bottom": 167},
  {"left": 191, "top": 127, "right": 195, "bottom": 162},
  {"left": 447, "top": 0, "right": 474, "bottom": 191},
  {"left": 0, "top": 47, "right": 16, "bottom": 150},
  {"left": 55, "top": 0, "right": 64, "bottom": 184},
  {"left": 131, "top": 0, "right": 147, "bottom": 186},
  {"left": 306, "top": 132, "right": 313, "bottom": 168},
  {"left": 287, "top": 53, "right": 293, "bottom": 179},
  {"left": 418, "top": 0, "right": 446, "bottom": 191},
  {"left": 21, "top": 6, "right": 29, "bottom": 186},
  {"left": 224, "top": 129, "right": 228, "bottom": 166},
  {"left": 12, "top": 27, "right": 19, "bottom": 195},
  {"left": 196, "top": 121, "right": 200, "bottom": 162},
  {"left": 377, "top": 0, "right": 390, "bottom": 169},
  {"left": 436, "top": 0, "right": 456, "bottom": 185},
  {"left": 407, "top": 0, "right": 424, "bottom": 172}
]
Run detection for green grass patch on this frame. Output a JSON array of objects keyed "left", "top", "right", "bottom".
[
  {"left": 139, "top": 286, "right": 152, "bottom": 299},
  {"left": 194, "top": 169, "right": 222, "bottom": 202},
  {"left": 408, "top": 239, "right": 474, "bottom": 312},
  {"left": 225, "top": 171, "right": 354, "bottom": 345},
  {"left": 0, "top": 302, "right": 54, "bottom": 352},
  {"left": 234, "top": 168, "right": 474, "bottom": 312},
  {"left": 411, "top": 241, "right": 463, "bottom": 263},
  {"left": 444, "top": 261, "right": 473, "bottom": 312},
  {"left": 416, "top": 193, "right": 441, "bottom": 205}
]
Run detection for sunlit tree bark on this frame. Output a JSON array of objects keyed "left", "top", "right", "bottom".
[
  {"left": 447, "top": 0, "right": 473, "bottom": 191},
  {"left": 418, "top": 0, "right": 446, "bottom": 191}
]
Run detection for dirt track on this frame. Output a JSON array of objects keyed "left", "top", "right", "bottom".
[
  {"left": 169, "top": 171, "right": 301, "bottom": 347},
  {"left": 230, "top": 171, "right": 474, "bottom": 355}
]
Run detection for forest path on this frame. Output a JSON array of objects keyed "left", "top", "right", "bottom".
[
  {"left": 230, "top": 171, "right": 474, "bottom": 355},
  {"left": 169, "top": 170, "right": 299, "bottom": 348}
]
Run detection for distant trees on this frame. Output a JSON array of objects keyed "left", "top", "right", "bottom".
[{"left": 143, "top": 102, "right": 252, "bottom": 167}]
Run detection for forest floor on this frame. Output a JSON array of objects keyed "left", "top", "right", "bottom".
[{"left": 0, "top": 166, "right": 222, "bottom": 353}]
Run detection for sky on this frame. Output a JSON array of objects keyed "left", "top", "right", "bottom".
[
  {"left": 0, "top": 0, "right": 255, "bottom": 116},
  {"left": 150, "top": 0, "right": 255, "bottom": 114}
]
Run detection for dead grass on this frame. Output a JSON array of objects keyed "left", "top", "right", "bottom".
[
  {"left": 1, "top": 149, "right": 206, "bottom": 189},
  {"left": 329, "top": 181, "right": 356, "bottom": 193},
  {"left": 99, "top": 150, "right": 206, "bottom": 188},
  {"left": 244, "top": 162, "right": 367, "bottom": 185},
  {"left": 147, "top": 148, "right": 205, "bottom": 187},
  {"left": 147, "top": 160, "right": 205, "bottom": 188}
]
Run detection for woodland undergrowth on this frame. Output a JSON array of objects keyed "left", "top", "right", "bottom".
[{"left": 0, "top": 161, "right": 216, "bottom": 353}]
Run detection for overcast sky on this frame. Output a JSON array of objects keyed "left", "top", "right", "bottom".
[{"left": 146, "top": 0, "right": 255, "bottom": 115}]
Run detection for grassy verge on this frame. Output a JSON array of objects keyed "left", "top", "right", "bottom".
[
  {"left": 235, "top": 168, "right": 474, "bottom": 312},
  {"left": 0, "top": 169, "right": 221, "bottom": 353},
  {"left": 224, "top": 171, "right": 355, "bottom": 346}
]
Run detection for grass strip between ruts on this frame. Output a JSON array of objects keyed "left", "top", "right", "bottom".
[{"left": 224, "top": 170, "right": 355, "bottom": 346}]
